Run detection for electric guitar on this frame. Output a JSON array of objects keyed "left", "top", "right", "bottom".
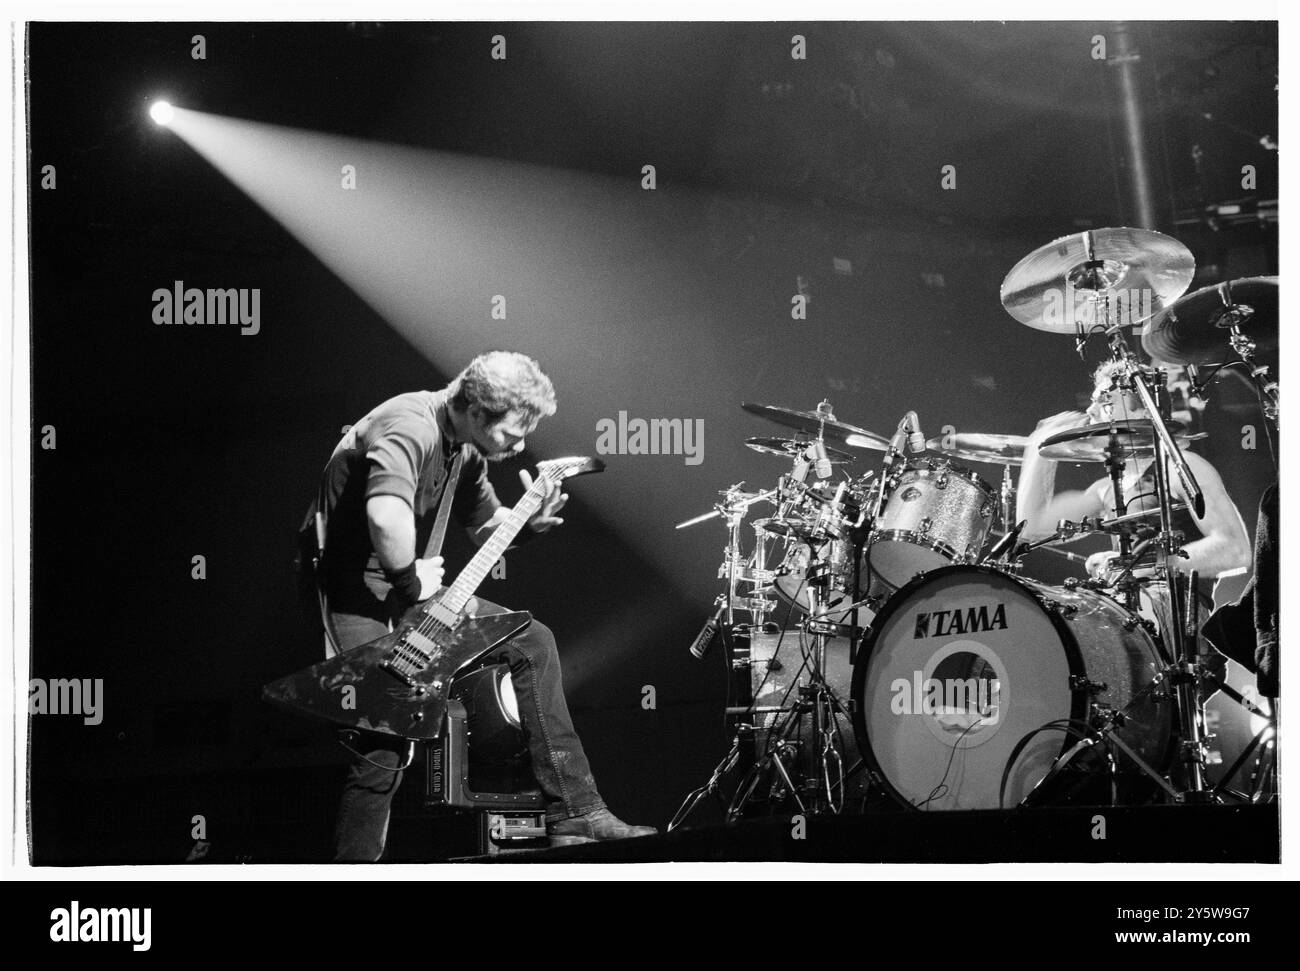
[{"left": 263, "top": 456, "right": 605, "bottom": 739}]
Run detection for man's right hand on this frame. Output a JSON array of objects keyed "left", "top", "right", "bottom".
[{"left": 415, "top": 555, "right": 445, "bottom": 600}]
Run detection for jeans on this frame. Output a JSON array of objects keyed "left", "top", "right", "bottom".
[{"left": 323, "top": 567, "right": 604, "bottom": 861}]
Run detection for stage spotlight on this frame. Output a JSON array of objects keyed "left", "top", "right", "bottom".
[{"left": 149, "top": 101, "right": 175, "bottom": 126}]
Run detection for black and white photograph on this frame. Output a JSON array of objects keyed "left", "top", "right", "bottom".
[{"left": 6, "top": 2, "right": 1289, "bottom": 905}]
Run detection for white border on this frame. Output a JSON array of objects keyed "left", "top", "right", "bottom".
[{"left": 3, "top": 3, "right": 1294, "bottom": 883}]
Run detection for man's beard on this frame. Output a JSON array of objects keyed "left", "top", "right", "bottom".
[{"left": 471, "top": 440, "right": 515, "bottom": 463}]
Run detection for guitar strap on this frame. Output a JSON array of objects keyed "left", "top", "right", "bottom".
[
  {"left": 422, "top": 449, "right": 464, "bottom": 561},
  {"left": 314, "top": 435, "right": 462, "bottom": 657}
]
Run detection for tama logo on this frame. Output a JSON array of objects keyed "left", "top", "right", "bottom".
[{"left": 914, "top": 603, "right": 1008, "bottom": 638}]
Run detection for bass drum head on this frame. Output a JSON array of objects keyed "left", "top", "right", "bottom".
[{"left": 851, "top": 566, "right": 1084, "bottom": 811}]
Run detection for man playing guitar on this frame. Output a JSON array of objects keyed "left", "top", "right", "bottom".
[{"left": 302, "top": 350, "right": 655, "bottom": 859}]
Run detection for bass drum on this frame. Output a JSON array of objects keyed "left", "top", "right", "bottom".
[{"left": 851, "top": 566, "right": 1172, "bottom": 810}]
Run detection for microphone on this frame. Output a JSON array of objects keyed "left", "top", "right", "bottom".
[
  {"left": 810, "top": 440, "right": 833, "bottom": 481},
  {"left": 905, "top": 411, "right": 926, "bottom": 454},
  {"left": 688, "top": 606, "right": 724, "bottom": 660},
  {"left": 890, "top": 415, "right": 909, "bottom": 453},
  {"left": 986, "top": 520, "right": 1026, "bottom": 562}
]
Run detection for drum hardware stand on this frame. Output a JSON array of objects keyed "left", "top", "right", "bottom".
[
  {"left": 725, "top": 702, "right": 810, "bottom": 822},
  {"left": 998, "top": 464, "right": 1016, "bottom": 528},
  {"left": 1202, "top": 680, "right": 1277, "bottom": 802},
  {"left": 721, "top": 542, "right": 853, "bottom": 820},
  {"left": 1184, "top": 296, "right": 1279, "bottom": 428},
  {"left": 674, "top": 420, "right": 858, "bottom": 827},
  {"left": 1104, "top": 330, "right": 1214, "bottom": 800},
  {"left": 714, "top": 483, "right": 779, "bottom": 628},
  {"left": 1100, "top": 434, "right": 1139, "bottom": 609},
  {"left": 667, "top": 728, "right": 743, "bottom": 832},
  {"left": 1023, "top": 704, "right": 1184, "bottom": 806}
]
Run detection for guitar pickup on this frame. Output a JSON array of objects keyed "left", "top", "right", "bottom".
[
  {"left": 403, "top": 629, "right": 440, "bottom": 659},
  {"left": 424, "top": 600, "right": 461, "bottom": 629}
]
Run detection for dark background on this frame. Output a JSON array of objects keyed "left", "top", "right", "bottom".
[{"left": 27, "top": 21, "right": 1278, "bottom": 861}]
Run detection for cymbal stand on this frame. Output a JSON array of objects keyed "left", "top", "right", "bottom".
[
  {"left": 1107, "top": 335, "right": 1212, "bottom": 799},
  {"left": 1220, "top": 301, "right": 1279, "bottom": 427},
  {"left": 1185, "top": 298, "right": 1278, "bottom": 464},
  {"left": 1102, "top": 431, "right": 1138, "bottom": 611}
]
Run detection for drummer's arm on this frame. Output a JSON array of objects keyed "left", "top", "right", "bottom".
[
  {"left": 1016, "top": 411, "right": 1102, "bottom": 542},
  {"left": 1017, "top": 462, "right": 1104, "bottom": 542},
  {"left": 1169, "top": 451, "right": 1252, "bottom": 580}
]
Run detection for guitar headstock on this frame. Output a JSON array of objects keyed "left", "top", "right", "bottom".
[{"left": 535, "top": 456, "right": 606, "bottom": 486}]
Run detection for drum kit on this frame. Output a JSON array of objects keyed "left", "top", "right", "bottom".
[{"left": 669, "top": 228, "right": 1278, "bottom": 828}]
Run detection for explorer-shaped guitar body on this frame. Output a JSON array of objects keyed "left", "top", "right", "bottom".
[
  {"left": 263, "top": 455, "right": 604, "bottom": 740},
  {"left": 262, "top": 607, "right": 531, "bottom": 739}
]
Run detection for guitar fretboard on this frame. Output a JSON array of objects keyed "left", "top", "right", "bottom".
[{"left": 430, "top": 476, "right": 554, "bottom": 616}]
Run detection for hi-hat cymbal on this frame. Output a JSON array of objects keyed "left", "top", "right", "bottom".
[
  {"left": 1038, "top": 419, "right": 1202, "bottom": 463},
  {"left": 741, "top": 401, "right": 890, "bottom": 448},
  {"left": 1142, "top": 276, "right": 1279, "bottom": 366},
  {"left": 746, "top": 437, "right": 855, "bottom": 464},
  {"left": 1098, "top": 503, "right": 1190, "bottom": 535},
  {"left": 926, "top": 432, "right": 1029, "bottom": 466},
  {"left": 1000, "top": 228, "right": 1196, "bottom": 333}
]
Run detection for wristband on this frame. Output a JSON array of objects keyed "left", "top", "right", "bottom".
[{"left": 384, "top": 561, "right": 423, "bottom": 604}]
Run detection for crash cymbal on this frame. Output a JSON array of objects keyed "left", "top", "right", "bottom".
[
  {"left": 926, "top": 432, "right": 1029, "bottom": 466},
  {"left": 842, "top": 433, "right": 889, "bottom": 452},
  {"left": 746, "top": 437, "right": 855, "bottom": 464},
  {"left": 1000, "top": 228, "right": 1195, "bottom": 333},
  {"left": 1142, "top": 276, "right": 1278, "bottom": 366},
  {"left": 741, "top": 401, "right": 890, "bottom": 448},
  {"left": 1038, "top": 419, "right": 1204, "bottom": 463}
]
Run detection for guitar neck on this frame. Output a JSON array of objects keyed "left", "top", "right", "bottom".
[{"left": 438, "top": 485, "right": 547, "bottom": 614}]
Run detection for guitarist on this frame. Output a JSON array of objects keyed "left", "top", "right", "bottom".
[{"left": 301, "top": 350, "right": 655, "bottom": 859}]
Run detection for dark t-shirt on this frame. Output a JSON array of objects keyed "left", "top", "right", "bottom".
[{"left": 302, "top": 390, "right": 501, "bottom": 578}]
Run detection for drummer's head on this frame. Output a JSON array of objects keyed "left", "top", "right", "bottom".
[{"left": 1086, "top": 360, "right": 1153, "bottom": 423}]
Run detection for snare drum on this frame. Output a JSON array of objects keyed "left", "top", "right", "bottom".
[{"left": 868, "top": 457, "right": 996, "bottom": 588}]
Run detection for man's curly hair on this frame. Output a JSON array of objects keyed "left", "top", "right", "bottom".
[{"left": 450, "top": 351, "right": 557, "bottom": 423}]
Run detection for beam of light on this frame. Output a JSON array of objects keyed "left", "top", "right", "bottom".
[
  {"left": 162, "top": 107, "right": 738, "bottom": 687},
  {"left": 149, "top": 100, "right": 175, "bottom": 126}
]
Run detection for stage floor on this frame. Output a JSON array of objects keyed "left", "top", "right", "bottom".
[{"left": 464, "top": 804, "right": 1279, "bottom": 864}]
